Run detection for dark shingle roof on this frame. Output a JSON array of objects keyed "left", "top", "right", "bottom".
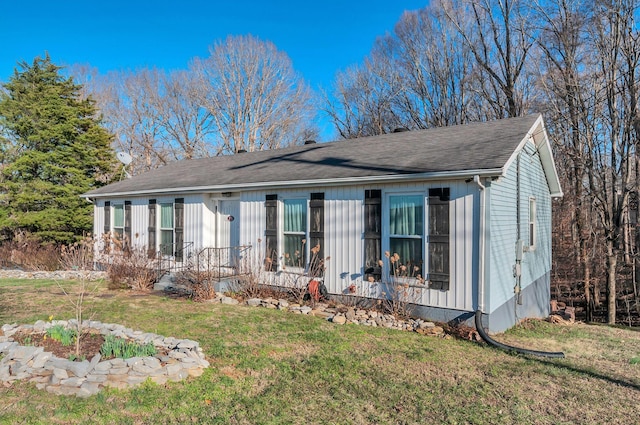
[{"left": 85, "top": 114, "right": 542, "bottom": 197}]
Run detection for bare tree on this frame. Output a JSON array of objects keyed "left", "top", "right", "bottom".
[
  {"left": 324, "top": 56, "right": 405, "bottom": 139},
  {"left": 442, "top": 0, "right": 535, "bottom": 118},
  {"left": 191, "top": 35, "right": 318, "bottom": 154},
  {"left": 90, "top": 68, "right": 170, "bottom": 174},
  {"left": 325, "top": 3, "right": 482, "bottom": 138},
  {"left": 587, "top": 0, "right": 640, "bottom": 324},
  {"left": 535, "top": 0, "right": 601, "bottom": 320},
  {"left": 154, "top": 70, "right": 214, "bottom": 160},
  {"left": 385, "top": 5, "right": 482, "bottom": 128}
]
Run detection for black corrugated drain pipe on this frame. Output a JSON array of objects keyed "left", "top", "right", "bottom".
[{"left": 475, "top": 310, "right": 565, "bottom": 358}]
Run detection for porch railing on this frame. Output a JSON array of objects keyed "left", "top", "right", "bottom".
[
  {"left": 157, "top": 241, "right": 195, "bottom": 278},
  {"left": 194, "top": 245, "right": 252, "bottom": 281},
  {"left": 156, "top": 243, "right": 252, "bottom": 283}
]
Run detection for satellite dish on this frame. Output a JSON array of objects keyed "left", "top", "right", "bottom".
[
  {"left": 116, "top": 151, "right": 133, "bottom": 180},
  {"left": 116, "top": 151, "right": 133, "bottom": 166}
]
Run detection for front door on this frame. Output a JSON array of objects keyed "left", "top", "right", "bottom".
[
  {"left": 218, "top": 200, "right": 240, "bottom": 268},
  {"left": 218, "top": 200, "right": 240, "bottom": 248}
]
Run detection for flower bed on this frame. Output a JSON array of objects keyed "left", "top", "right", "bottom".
[{"left": 0, "top": 320, "right": 209, "bottom": 397}]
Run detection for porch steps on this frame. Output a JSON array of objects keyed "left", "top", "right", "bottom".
[{"left": 154, "top": 272, "right": 176, "bottom": 291}]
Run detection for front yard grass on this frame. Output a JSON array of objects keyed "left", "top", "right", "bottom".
[{"left": 1, "top": 278, "right": 639, "bottom": 424}]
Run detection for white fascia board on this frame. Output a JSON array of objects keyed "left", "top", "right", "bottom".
[
  {"left": 81, "top": 168, "right": 503, "bottom": 199},
  {"left": 501, "top": 114, "right": 563, "bottom": 198}
]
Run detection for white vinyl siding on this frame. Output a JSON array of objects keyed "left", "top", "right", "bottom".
[{"left": 240, "top": 182, "right": 475, "bottom": 312}]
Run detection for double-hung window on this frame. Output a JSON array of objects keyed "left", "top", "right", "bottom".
[
  {"left": 283, "top": 199, "right": 307, "bottom": 268},
  {"left": 113, "top": 204, "right": 125, "bottom": 241},
  {"left": 389, "top": 194, "right": 424, "bottom": 277},
  {"left": 160, "top": 203, "right": 174, "bottom": 256}
]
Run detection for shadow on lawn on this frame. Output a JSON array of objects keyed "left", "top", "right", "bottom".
[{"left": 531, "top": 357, "right": 640, "bottom": 392}]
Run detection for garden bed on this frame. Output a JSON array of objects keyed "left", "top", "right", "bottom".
[{"left": 0, "top": 320, "right": 209, "bottom": 397}]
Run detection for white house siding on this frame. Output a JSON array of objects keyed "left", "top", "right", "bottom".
[
  {"left": 487, "top": 139, "right": 552, "bottom": 315},
  {"left": 239, "top": 181, "right": 476, "bottom": 312}
]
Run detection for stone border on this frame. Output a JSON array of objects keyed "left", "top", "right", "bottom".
[
  {"left": 0, "top": 320, "right": 209, "bottom": 398},
  {"left": 0, "top": 269, "right": 107, "bottom": 281},
  {"left": 214, "top": 294, "right": 446, "bottom": 336}
]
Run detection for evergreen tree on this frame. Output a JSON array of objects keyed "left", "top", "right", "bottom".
[{"left": 0, "top": 55, "right": 116, "bottom": 244}]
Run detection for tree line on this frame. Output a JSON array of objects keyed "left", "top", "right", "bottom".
[{"left": 1, "top": 0, "right": 640, "bottom": 324}]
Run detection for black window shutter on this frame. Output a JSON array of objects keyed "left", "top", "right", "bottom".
[
  {"left": 265, "top": 194, "right": 278, "bottom": 271},
  {"left": 124, "top": 201, "right": 132, "bottom": 250},
  {"left": 364, "top": 190, "right": 382, "bottom": 281},
  {"left": 103, "top": 201, "right": 111, "bottom": 234},
  {"left": 103, "top": 201, "right": 111, "bottom": 254},
  {"left": 428, "top": 188, "right": 450, "bottom": 290},
  {"left": 148, "top": 200, "right": 156, "bottom": 258},
  {"left": 174, "top": 198, "right": 184, "bottom": 262},
  {"left": 309, "top": 193, "right": 325, "bottom": 276}
]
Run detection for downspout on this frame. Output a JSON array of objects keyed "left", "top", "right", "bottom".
[
  {"left": 473, "top": 175, "right": 486, "bottom": 313},
  {"left": 474, "top": 311, "right": 565, "bottom": 358},
  {"left": 472, "top": 173, "right": 564, "bottom": 359}
]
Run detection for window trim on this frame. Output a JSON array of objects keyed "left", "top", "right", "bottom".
[
  {"left": 281, "top": 198, "right": 309, "bottom": 271},
  {"left": 381, "top": 188, "right": 450, "bottom": 290},
  {"left": 384, "top": 192, "right": 426, "bottom": 281},
  {"left": 159, "top": 202, "right": 175, "bottom": 257},
  {"left": 112, "top": 203, "right": 125, "bottom": 241}
]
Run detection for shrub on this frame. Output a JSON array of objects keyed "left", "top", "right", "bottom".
[
  {"left": 106, "top": 246, "right": 157, "bottom": 291},
  {"left": 60, "top": 235, "right": 94, "bottom": 271},
  {"left": 0, "top": 234, "right": 62, "bottom": 271},
  {"left": 100, "top": 334, "right": 157, "bottom": 359}
]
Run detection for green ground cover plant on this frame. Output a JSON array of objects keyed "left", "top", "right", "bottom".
[
  {"left": 100, "top": 334, "right": 157, "bottom": 359},
  {"left": 46, "top": 324, "right": 77, "bottom": 347},
  {"left": 1, "top": 278, "right": 639, "bottom": 424}
]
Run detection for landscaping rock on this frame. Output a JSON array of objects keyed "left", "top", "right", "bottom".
[
  {"left": 0, "top": 320, "right": 209, "bottom": 397},
  {"left": 331, "top": 315, "right": 347, "bottom": 325},
  {"left": 221, "top": 296, "right": 239, "bottom": 305}
]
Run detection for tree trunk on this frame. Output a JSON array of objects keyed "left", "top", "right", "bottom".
[
  {"left": 607, "top": 241, "right": 617, "bottom": 324},
  {"left": 584, "top": 247, "right": 592, "bottom": 322}
]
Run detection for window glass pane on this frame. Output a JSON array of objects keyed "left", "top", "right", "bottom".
[
  {"left": 160, "top": 204, "right": 173, "bottom": 229},
  {"left": 390, "top": 195, "right": 423, "bottom": 236},
  {"left": 113, "top": 205, "right": 124, "bottom": 227},
  {"left": 284, "top": 199, "right": 306, "bottom": 232},
  {"left": 529, "top": 199, "right": 536, "bottom": 222},
  {"left": 161, "top": 230, "right": 173, "bottom": 255},
  {"left": 390, "top": 237, "right": 423, "bottom": 276},
  {"left": 284, "top": 234, "right": 305, "bottom": 267}
]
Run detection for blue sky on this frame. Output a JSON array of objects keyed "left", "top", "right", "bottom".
[
  {"left": 2, "top": 1, "right": 427, "bottom": 140},
  {"left": 1, "top": 1, "right": 425, "bottom": 90}
]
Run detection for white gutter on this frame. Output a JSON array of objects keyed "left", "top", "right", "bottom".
[
  {"left": 473, "top": 175, "right": 486, "bottom": 313},
  {"left": 81, "top": 168, "right": 504, "bottom": 199}
]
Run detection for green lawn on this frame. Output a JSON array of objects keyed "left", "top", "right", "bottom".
[{"left": 1, "top": 278, "right": 639, "bottom": 424}]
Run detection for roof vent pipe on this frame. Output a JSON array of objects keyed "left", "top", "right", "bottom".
[
  {"left": 237, "top": 149, "right": 247, "bottom": 153},
  {"left": 304, "top": 140, "right": 316, "bottom": 145}
]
